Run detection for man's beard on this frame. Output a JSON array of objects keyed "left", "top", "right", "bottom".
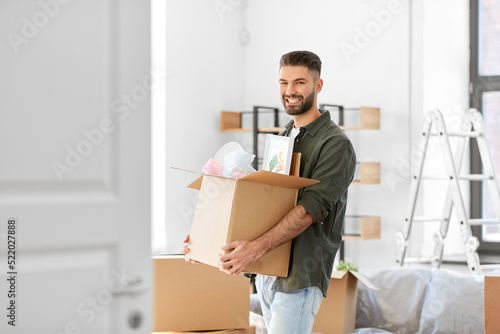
[{"left": 282, "top": 89, "right": 315, "bottom": 116}]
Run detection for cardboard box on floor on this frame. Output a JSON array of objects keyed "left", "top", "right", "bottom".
[
  {"left": 484, "top": 269, "right": 500, "bottom": 334},
  {"left": 153, "top": 255, "right": 250, "bottom": 332},
  {"left": 313, "top": 270, "right": 378, "bottom": 334},
  {"left": 183, "top": 153, "right": 318, "bottom": 277}
]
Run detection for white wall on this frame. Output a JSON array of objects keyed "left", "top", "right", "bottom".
[
  {"left": 242, "top": 0, "right": 410, "bottom": 269},
  {"left": 160, "top": 0, "right": 471, "bottom": 268}
]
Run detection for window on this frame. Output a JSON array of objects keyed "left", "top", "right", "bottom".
[{"left": 470, "top": 0, "right": 500, "bottom": 253}]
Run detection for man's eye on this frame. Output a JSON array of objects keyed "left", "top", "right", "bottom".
[
  {"left": 280, "top": 82, "right": 287, "bottom": 86},
  {"left": 297, "top": 81, "right": 305, "bottom": 85}
]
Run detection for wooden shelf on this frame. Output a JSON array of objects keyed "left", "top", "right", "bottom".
[
  {"left": 220, "top": 111, "right": 246, "bottom": 132},
  {"left": 351, "top": 162, "right": 380, "bottom": 185},
  {"left": 220, "top": 111, "right": 285, "bottom": 133},
  {"left": 220, "top": 107, "right": 380, "bottom": 132},
  {"left": 342, "top": 216, "right": 380, "bottom": 241},
  {"left": 340, "top": 107, "right": 380, "bottom": 130}
]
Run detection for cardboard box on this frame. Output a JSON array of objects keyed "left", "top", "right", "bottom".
[
  {"left": 186, "top": 170, "right": 318, "bottom": 277},
  {"left": 484, "top": 269, "right": 500, "bottom": 334},
  {"left": 153, "top": 255, "right": 250, "bottom": 332},
  {"left": 153, "top": 328, "right": 256, "bottom": 334},
  {"left": 312, "top": 270, "right": 377, "bottom": 334}
]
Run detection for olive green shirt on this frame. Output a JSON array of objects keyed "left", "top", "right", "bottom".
[{"left": 272, "top": 110, "right": 356, "bottom": 297}]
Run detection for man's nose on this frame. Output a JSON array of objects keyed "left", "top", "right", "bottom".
[{"left": 285, "top": 83, "right": 297, "bottom": 96}]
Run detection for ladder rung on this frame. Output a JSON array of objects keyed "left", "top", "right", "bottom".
[
  {"left": 404, "top": 257, "right": 435, "bottom": 264},
  {"left": 480, "top": 264, "right": 500, "bottom": 270},
  {"left": 420, "top": 175, "right": 450, "bottom": 180},
  {"left": 409, "top": 218, "right": 498, "bottom": 225},
  {"left": 468, "top": 218, "right": 500, "bottom": 225},
  {"left": 428, "top": 131, "right": 482, "bottom": 138},
  {"left": 412, "top": 216, "right": 447, "bottom": 222},
  {"left": 448, "top": 131, "right": 483, "bottom": 137},
  {"left": 459, "top": 174, "right": 492, "bottom": 181}
]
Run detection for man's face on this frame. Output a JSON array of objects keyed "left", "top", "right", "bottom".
[{"left": 279, "top": 66, "right": 318, "bottom": 116}]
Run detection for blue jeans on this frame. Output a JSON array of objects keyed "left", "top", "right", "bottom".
[{"left": 255, "top": 274, "right": 323, "bottom": 334}]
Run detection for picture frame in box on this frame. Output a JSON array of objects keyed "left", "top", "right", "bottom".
[{"left": 262, "top": 134, "right": 293, "bottom": 175}]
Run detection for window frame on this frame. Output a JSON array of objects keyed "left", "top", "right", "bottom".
[{"left": 469, "top": 0, "right": 500, "bottom": 254}]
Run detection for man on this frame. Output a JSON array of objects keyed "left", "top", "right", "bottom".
[{"left": 183, "top": 50, "right": 356, "bottom": 333}]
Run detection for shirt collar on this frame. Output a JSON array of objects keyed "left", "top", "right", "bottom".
[{"left": 284, "top": 110, "right": 331, "bottom": 136}]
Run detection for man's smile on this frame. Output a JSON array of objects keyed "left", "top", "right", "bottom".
[{"left": 285, "top": 96, "right": 302, "bottom": 105}]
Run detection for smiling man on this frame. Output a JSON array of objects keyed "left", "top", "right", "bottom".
[
  {"left": 280, "top": 61, "right": 319, "bottom": 118},
  {"left": 215, "top": 50, "right": 357, "bottom": 333}
]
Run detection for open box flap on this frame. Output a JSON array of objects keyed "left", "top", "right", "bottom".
[
  {"left": 240, "top": 170, "right": 318, "bottom": 189},
  {"left": 331, "top": 270, "right": 379, "bottom": 290},
  {"left": 350, "top": 271, "right": 379, "bottom": 290},
  {"left": 176, "top": 153, "right": 314, "bottom": 191},
  {"left": 171, "top": 167, "right": 204, "bottom": 190},
  {"left": 188, "top": 176, "right": 203, "bottom": 190},
  {"left": 330, "top": 270, "right": 348, "bottom": 280},
  {"left": 184, "top": 170, "right": 319, "bottom": 191},
  {"left": 186, "top": 173, "right": 235, "bottom": 190}
]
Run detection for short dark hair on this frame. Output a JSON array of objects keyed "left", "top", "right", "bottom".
[{"left": 279, "top": 50, "right": 322, "bottom": 78}]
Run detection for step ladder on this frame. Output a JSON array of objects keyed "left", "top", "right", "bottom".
[{"left": 395, "top": 108, "right": 500, "bottom": 274}]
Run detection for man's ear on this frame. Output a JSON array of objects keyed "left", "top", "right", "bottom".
[{"left": 315, "top": 78, "right": 323, "bottom": 93}]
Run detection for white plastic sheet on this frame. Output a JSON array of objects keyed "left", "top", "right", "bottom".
[
  {"left": 418, "top": 269, "right": 484, "bottom": 333},
  {"left": 356, "top": 268, "right": 484, "bottom": 334},
  {"left": 250, "top": 267, "right": 485, "bottom": 334}
]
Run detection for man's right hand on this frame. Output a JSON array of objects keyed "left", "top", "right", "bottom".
[{"left": 181, "top": 235, "right": 200, "bottom": 264}]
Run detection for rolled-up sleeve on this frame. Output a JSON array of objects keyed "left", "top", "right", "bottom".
[{"left": 298, "top": 138, "right": 357, "bottom": 223}]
